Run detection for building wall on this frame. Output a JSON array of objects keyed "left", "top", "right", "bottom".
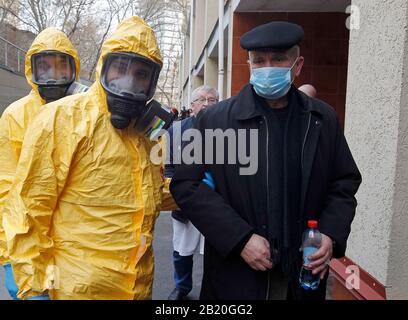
[
  {"left": 182, "top": 87, "right": 188, "bottom": 108},
  {"left": 0, "top": 22, "right": 36, "bottom": 52},
  {"left": 231, "top": 12, "right": 349, "bottom": 127},
  {"left": 193, "top": 0, "right": 206, "bottom": 63},
  {"left": 205, "top": 0, "right": 219, "bottom": 42},
  {"left": 182, "top": 34, "right": 190, "bottom": 87},
  {"left": 193, "top": 75, "right": 204, "bottom": 90},
  {"left": 0, "top": 68, "right": 30, "bottom": 114},
  {"left": 0, "top": 22, "right": 35, "bottom": 76},
  {"left": 204, "top": 56, "right": 218, "bottom": 89},
  {"left": 223, "top": 56, "right": 228, "bottom": 99},
  {"left": 181, "top": 0, "right": 218, "bottom": 109},
  {"left": 345, "top": 0, "right": 408, "bottom": 299}
]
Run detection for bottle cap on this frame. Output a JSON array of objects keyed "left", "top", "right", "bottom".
[{"left": 308, "top": 220, "right": 318, "bottom": 228}]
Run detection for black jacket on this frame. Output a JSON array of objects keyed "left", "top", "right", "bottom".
[
  {"left": 170, "top": 85, "right": 362, "bottom": 299},
  {"left": 165, "top": 116, "right": 195, "bottom": 178},
  {"left": 165, "top": 116, "right": 195, "bottom": 223}
]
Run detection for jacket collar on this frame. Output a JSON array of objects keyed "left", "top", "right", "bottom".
[
  {"left": 296, "top": 89, "right": 324, "bottom": 118},
  {"left": 235, "top": 84, "right": 324, "bottom": 120},
  {"left": 235, "top": 84, "right": 264, "bottom": 120}
]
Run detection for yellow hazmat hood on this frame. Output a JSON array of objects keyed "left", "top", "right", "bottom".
[
  {"left": 25, "top": 27, "right": 80, "bottom": 90},
  {"left": 95, "top": 16, "right": 163, "bottom": 84}
]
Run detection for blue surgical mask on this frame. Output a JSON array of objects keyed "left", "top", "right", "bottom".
[{"left": 250, "top": 58, "right": 298, "bottom": 100}]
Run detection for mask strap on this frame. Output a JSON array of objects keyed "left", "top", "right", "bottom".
[
  {"left": 287, "top": 57, "right": 300, "bottom": 85},
  {"left": 290, "top": 57, "right": 299, "bottom": 71}
]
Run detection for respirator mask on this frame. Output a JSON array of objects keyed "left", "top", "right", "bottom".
[
  {"left": 31, "top": 51, "right": 76, "bottom": 103},
  {"left": 100, "top": 52, "right": 176, "bottom": 136}
]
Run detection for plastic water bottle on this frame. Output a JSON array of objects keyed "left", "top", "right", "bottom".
[{"left": 299, "top": 220, "right": 322, "bottom": 290}]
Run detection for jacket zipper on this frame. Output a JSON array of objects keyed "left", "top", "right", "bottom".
[
  {"left": 301, "top": 113, "right": 312, "bottom": 170},
  {"left": 263, "top": 115, "right": 271, "bottom": 300}
]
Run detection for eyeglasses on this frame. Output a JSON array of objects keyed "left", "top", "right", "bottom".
[{"left": 192, "top": 97, "right": 218, "bottom": 104}]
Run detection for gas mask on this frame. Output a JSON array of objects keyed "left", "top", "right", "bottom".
[
  {"left": 31, "top": 51, "right": 76, "bottom": 103},
  {"left": 134, "top": 100, "right": 178, "bottom": 140},
  {"left": 100, "top": 52, "right": 175, "bottom": 133}
]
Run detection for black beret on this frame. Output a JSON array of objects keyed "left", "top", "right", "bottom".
[{"left": 240, "top": 21, "right": 304, "bottom": 51}]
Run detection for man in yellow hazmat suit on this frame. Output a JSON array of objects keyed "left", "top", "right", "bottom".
[
  {"left": 2, "top": 16, "right": 174, "bottom": 300},
  {"left": 0, "top": 28, "right": 81, "bottom": 299}
]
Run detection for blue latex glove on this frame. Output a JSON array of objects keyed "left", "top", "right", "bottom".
[
  {"left": 26, "top": 294, "right": 50, "bottom": 300},
  {"left": 3, "top": 263, "right": 50, "bottom": 300},
  {"left": 202, "top": 172, "right": 215, "bottom": 190},
  {"left": 3, "top": 263, "right": 19, "bottom": 300}
]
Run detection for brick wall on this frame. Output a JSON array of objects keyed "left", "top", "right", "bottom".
[
  {"left": 0, "top": 22, "right": 36, "bottom": 51},
  {"left": 232, "top": 12, "right": 349, "bottom": 128},
  {"left": 0, "top": 68, "right": 31, "bottom": 115}
]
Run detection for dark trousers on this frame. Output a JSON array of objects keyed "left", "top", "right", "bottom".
[{"left": 173, "top": 251, "right": 193, "bottom": 295}]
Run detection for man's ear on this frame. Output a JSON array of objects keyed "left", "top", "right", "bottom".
[
  {"left": 247, "top": 51, "right": 252, "bottom": 71},
  {"left": 294, "top": 56, "right": 305, "bottom": 77}
]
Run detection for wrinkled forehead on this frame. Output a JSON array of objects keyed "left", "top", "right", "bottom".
[{"left": 196, "top": 90, "right": 217, "bottom": 98}]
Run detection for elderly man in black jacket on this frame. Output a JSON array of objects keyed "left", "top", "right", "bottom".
[{"left": 170, "top": 21, "right": 361, "bottom": 300}]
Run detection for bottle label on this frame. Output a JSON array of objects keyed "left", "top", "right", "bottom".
[{"left": 303, "top": 246, "right": 318, "bottom": 265}]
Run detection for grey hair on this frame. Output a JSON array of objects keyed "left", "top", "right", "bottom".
[
  {"left": 191, "top": 85, "right": 219, "bottom": 103},
  {"left": 288, "top": 45, "right": 300, "bottom": 59}
]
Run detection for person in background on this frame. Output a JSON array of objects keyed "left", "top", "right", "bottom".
[
  {"left": 298, "top": 84, "right": 317, "bottom": 98},
  {"left": 179, "top": 106, "right": 191, "bottom": 120},
  {"left": 0, "top": 27, "right": 81, "bottom": 300},
  {"left": 166, "top": 85, "right": 219, "bottom": 300},
  {"left": 171, "top": 107, "right": 179, "bottom": 120}
]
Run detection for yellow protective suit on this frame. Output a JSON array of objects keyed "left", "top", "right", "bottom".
[
  {"left": 0, "top": 28, "right": 80, "bottom": 265},
  {"left": 3, "top": 16, "right": 174, "bottom": 300}
]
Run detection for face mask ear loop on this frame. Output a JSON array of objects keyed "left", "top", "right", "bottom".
[
  {"left": 288, "top": 56, "right": 299, "bottom": 85},
  {"left": 290, "top": 56, "right": 299, "bottom": 70}
]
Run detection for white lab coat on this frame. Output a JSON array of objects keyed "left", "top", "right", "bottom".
[{"left": 172, "top": 218, "right": 204, "bottom": 256}]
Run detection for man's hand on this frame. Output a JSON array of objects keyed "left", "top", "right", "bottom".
[
  {"left": 306, "top": 233, "right": 333, "bottom": 279},
  {"left": 240, "top": 234, "right": 273, "bottom": 271}
]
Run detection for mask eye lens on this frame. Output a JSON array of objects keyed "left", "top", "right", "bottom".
[
  {"left": 103, "top": 53, "right": 158, "bottom": 101},
  {"left": 33, "top": 52, "right": 74, "bottom": 85}
]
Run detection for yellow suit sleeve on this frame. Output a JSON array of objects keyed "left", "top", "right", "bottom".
[
  {"left": 0, "top": 114, "right": 21, "bottom": 265},
  {"left": 2, "top": 107, "right": 79, "bottom": 299},
  {"left": 154, "top": 135, "right": 177, "bottom": 212},
  {"left": 160, "top": 177, "right": 178, "bottom": 211}
]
